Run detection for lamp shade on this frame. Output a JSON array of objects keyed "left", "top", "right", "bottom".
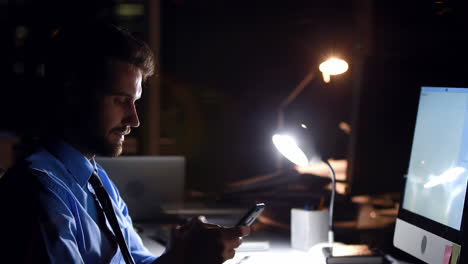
[
  {"left": 319, "top": 58, "right": 348, "bottom": 83},
  {"left": 272, "top": 134, "right": 309, "bottom": 167},
  {"left": 272, "top": 126, "right": 321, "bottom": 167}
]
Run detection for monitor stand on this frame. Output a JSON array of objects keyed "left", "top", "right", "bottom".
[{"left": 394, "top": 218, "right": 456, "bottom": 263}]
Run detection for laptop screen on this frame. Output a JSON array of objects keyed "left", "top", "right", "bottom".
[{"left": 96, "top": 156, "right": 185, "bottom": 222}]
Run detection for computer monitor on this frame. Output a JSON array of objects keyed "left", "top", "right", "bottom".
[{"left": 394, "top": 86, "right": 468, "bottom": 263}]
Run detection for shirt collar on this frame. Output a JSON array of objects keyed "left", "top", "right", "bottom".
[{"left": 47, "top": 139, "right": 96, "bottom": 187}]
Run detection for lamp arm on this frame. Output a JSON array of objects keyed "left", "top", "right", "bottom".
[
  {"left": 277, "top": 72, "right": 315, "bottom": 129},
  {"left": 322, "top": 158, "right": 336, "bottom": 245},
  {"left": 275, "top": 71, "right": 316, "bottom": 170}
]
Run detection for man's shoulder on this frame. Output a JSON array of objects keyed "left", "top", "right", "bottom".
[
  {"left": 13, "top": 149, "right": 73, "bottom": 194},
  {"left": 1, "top": 153, "right": 77, "bottom": 211},
  {"left": 26, "top": 148, "right": 63, "bottom": 172}
]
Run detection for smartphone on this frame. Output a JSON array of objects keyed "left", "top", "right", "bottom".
[{"left": 236, "top": 203, "right": 266, "bottom": 226}]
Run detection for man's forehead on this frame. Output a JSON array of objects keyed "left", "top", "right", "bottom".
[
  {"left": 107, "top": 59, "right": 142, "bottom": 76},
  {"left": 106, "top": 60, "right": 143, "bottom": 97}
]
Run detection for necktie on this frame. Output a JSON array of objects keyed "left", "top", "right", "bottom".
[{"left": 89, "top": 172, "right": 135, "bottom": 264}]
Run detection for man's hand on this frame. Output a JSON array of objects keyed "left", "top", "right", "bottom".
[{"left": 165, "top": 216, "right": 250, "bottom": 264}]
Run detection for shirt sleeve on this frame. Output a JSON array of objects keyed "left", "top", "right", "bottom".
[{"left": 35, "top": 172, "right": 86, "bottom": 264}]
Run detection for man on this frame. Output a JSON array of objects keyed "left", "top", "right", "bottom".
[{"left": 0, "top": 22, "right": 249, "bottom": 263}]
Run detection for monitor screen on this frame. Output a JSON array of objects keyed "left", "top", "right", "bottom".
[
  {"left": 402, "top": 87, "right": 468, "bottom": 230},
  {"left": 394, "top": 86, "right": 468, "bottom": 263}
]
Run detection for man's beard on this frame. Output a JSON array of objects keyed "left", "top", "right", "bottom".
[
  {"left": 76, "top": 124, "right": 130, "bottom": 157},
  {"left": 93, "top": 127, "right": 131, "bottom": 157},
  {"left": 66, "top": 104, "right": 129, "bottom": 157}
]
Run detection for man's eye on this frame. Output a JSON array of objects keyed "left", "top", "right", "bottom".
[{"left": 114, "top": 96, "right": 128, "bottom": 104}]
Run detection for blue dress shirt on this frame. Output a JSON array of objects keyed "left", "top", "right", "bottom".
[{"left": 25, "top": 140, "right": 158, "bottom": 264}]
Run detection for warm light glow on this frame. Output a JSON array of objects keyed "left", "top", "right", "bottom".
[
  {"left": 319, "top": 58, "right": 349, "bottom": 83},
  {"left": 322, "top": 74, "right": 331, "bottom": 83},
  {"left": 272, "top": 134, "right": 309, "bottom": 167},
  {"left": 295, "top": 159, "right": 348, "bottom": 181},
  {"left": 424, "top": 167, "right": 466, "bottom": 189},
  {"left": 301, "top": 124, "right": 307, "bottom": 128},
  {"left": 319, "top": 58, "right": 349, "bottom": 75},
  {"left": 338, "top": 121, "right": 351, "bottom": 134}
]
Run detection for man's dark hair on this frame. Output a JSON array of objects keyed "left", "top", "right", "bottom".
[
  {"left": 31, "top": 21, "right": 155, "bottom": 140},
  {"left": 47, "top": 21, "right": 154, "bottom": 86}
]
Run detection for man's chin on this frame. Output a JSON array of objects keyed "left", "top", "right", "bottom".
[
  {"left": 109, "top": 145, "right": 123, "bottom": 157},
  {"left": 95, "top": 141, "right": 123, "bottom": 157}
]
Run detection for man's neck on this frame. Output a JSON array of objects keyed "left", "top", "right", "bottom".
[
  {"left": 84, "top": 153, "right": 96, "bottom": 161},
  {"left": 61, "top": 136, "right": 96, "bottom": 161}
]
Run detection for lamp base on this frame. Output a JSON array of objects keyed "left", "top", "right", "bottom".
[{"left": 322, "top": 244, "right": 387, "bottom": 264}]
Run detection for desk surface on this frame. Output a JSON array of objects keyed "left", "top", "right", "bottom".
[
  {"left": 138, "top": 222, "right": 411, "bottom": 264},
  {"left": 139, "top": 223, "right": 327, "bottom": 264}
]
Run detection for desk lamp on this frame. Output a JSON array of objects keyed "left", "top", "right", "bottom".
[
  {"left": 273, "top": 57, "right": 348, "bottom": 251},
  {"left": 272, "top": 133, "right": 337, "bottom": 248}
]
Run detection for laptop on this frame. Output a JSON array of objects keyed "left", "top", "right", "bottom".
[{"left": 95, "top": 156, "right": 185, "bottom": 222}]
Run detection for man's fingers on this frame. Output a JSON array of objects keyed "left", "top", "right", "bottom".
[
  {"left": 223, "top": 248, "right": 236, "bottom": 261},
  {"left": 197, "top": 215, "right": 207, "bottom": 223},
  {"left": 168, "top": 218, "right": 252, "bottom": 264},
  {"left": 203, "top": 223, "right": 222, "bottom": 228},
  {"left": 222, "top": 226, "right": 250, "bottom": 238},
  {"left": 225, "top": 236, "right": 242, "bottom": 249},
  {"left": 185, "top": 216, "right": 207, "bottom": 230},
  {"left": 175, "top": 216, "right": 203, "bottom": 233},
  {"left": 239, "top": 226, "right": 250, "bottom": 237},
  {"left": 221, "top": 232, "right": 244, "bottom": 261}
]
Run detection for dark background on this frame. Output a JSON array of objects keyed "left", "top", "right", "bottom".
[{"left": 2, "top": 0, "right": 468, "bottom": 196}]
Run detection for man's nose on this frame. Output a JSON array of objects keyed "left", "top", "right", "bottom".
[{"left": 125, "top": 103, "right": 140, "bottom": 128}]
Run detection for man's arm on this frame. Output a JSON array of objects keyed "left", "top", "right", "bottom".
[
  {"left": 0, "top": 166, "right": 49, "bottom": 263},
  {"left": 38, "top": 198, "right": 86, "bottom": 263},
  {"left": 0, "top": 168, "right": 87, "bottom": 263}
]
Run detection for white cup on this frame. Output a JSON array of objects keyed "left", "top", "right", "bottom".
[{"left": 291, "top": 208, "right": 329, "bottom": 251}]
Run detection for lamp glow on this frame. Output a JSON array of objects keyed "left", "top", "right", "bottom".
[
  {"left": 319, "top": 58, "right": 349, "bottom": 83},
  {"left": 272, "top": 134, "right": 309, "bottom": 167}
]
